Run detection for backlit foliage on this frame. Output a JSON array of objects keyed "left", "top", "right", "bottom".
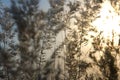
[{"left": 0, "top": 0, "right": 120, "bottom": 80}]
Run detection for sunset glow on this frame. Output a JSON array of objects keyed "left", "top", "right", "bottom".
[{"left": 92, "top": 0, "right": 120, "bottom": 46}]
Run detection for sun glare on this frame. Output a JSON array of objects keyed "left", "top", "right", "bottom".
[{"left": 92, "top": 0, "right": 120, "bottom": 46}]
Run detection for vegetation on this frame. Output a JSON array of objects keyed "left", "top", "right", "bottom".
[{"left": 0, "top": 0, "right": 120, "bottom": 80}]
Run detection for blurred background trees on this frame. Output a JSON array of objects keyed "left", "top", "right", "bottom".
[{"left": 0, "top": 0, "right": 120, "bottom": 80}]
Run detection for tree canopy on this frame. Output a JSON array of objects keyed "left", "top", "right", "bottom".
[{"left": 0, "top": 0, "right": 120, "bottom": 80}]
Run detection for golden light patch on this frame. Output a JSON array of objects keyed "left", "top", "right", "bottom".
[{"left": 92, "top": 0, "right": 120, "bottom": 46}]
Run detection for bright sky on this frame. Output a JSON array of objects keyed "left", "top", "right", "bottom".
[{"left": 92, "top": 0, "right": 120, "bottom": 46}]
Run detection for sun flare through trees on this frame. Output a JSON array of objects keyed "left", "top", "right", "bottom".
[{"left": 1, "top": 0, "right": 120, "bottom": 80}]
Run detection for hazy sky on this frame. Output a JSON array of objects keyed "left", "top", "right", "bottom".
[
  {"left": 1, "top": 0, "right": 11, "bottom": 6},
  {"left": 1, "top": 0, "right": 50, "bottom": 12},
  {"left": 39, "top": 0, "right": 50, "bottom": 12}
]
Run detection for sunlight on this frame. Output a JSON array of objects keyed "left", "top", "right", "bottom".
[{"left": 92, "top": 0, "right": 120, "bottom": 46}]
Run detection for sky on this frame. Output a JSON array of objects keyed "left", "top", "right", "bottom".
[
  {"left": 1, "top": 0, "right": 50, "bottom": 12},
  {"left": 1, "top": 0, "right": 11, "bottom": 6},
  {"left": 39, "top": 0, "right": 50, "bottom": 12}
]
